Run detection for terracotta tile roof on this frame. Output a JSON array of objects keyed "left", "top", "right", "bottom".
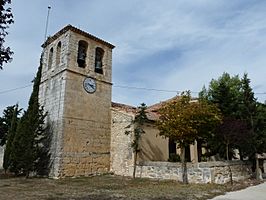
[
  {"left": 147, "top": 96, "right": 180, "bottom": 112},
  {"left": 42, "top": 24, "right": 115, "bottom": 49},
  {"left": 145, "top": 95, "right": 180, "bottom": 121},
  {"left": 112, "top": 95, "right": 197, "bottom": 121},
  {"left": 111, "top": 102, "right": 136, "bottom": 113},
  {"left": 111, "top": 96, "right": 180, "bottom": 119}
]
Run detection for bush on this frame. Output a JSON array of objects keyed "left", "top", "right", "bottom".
[{"left": 168, "top": 153, "right": 181, "bottom": 162}]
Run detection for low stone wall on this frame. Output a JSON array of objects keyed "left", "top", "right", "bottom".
[{"left": 135, "top": 161, "right": 251, "bottom": 184}]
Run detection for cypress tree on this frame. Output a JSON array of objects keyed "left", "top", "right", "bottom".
[
  {"left": 10, "top": 113, "right": 35, "bottom": 176},
  {"left": 10, "top": 58, "right": 49, "bottom": 177},
  {"left": 34, "top": 108, "right": 51, "bottom": 176},
  {"left": 3, "top": 104, "right": 20, "bottom": 172},
  {"left": 0, "top": 105, "right": 18, "bottom": 146},
  {"left": 237, "top": 73, "right": 257, "bottom": 159}
]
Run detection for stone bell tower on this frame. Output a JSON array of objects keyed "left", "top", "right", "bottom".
[{"left": 39, "top": 25, "right": 115, "bottom": 177}]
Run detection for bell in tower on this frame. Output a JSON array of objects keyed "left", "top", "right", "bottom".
[
  {"left": 95, "top": 47, "right": 104, "bottom": 74},
  {"left": 77, "top": 40, "right": 88, "bottom": 68}
]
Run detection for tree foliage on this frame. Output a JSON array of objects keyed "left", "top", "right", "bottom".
[
  {"left": 125, "top": 103, "right": 148, "bottom": 178},
  {"left": 240, "top": 73, "right": 257, "bottom": 123},
  {"left": 200, "top": 73, "right": 242, "bottom": 117},
  {"left": 201, "top": 72, "right": 266, "bottom": 161},
  {"left": 35, "top": 120, "right": 52, "bottom": 176},
  {"left": 157, "top": 92, "right": 222, "bottom": 183},
  {"left": 158, "top": 92, "right": 221, "bottom": 147},
  {"left": 237, "top": 73, "right": 257, "bottom": 159},
  {"left": 0, "top": 104, "right": 21, "bottom": 146},
  {"left": 9, "top": 59, "right": 50, "bottom": 177},
  {"left": 3, "top": 104, "right": 20, "bottom": 171},
  {"left": 253, "top": 103, "right": 266, "bottom": 154},
  {"left": 0, "top": 0, "right": 14, "bottom": 69}
]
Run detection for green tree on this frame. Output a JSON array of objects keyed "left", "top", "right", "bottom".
[
  {"left": 201, "top": 72, "right": 266, "bottom": 163},
  {"left": 253, "top": 103, "right": 266, "bottom": 154},
  {"left": 2, "top": 104, "right": 20, "bottom": 172},
  {"left": 200, "top": 73, "right": 251, "bottom": 160},
  {"left": 240, "top": 73, "right": 257, "bottom": 122},
  {"left": 10, "top": 59, "right": 49, "bottom": 177},
  {"left": 237, "top": 73, "right": 257, "bottom": 159},
  {"left": 157, "top": 92, "right": 221, "bottom": 183},
  {"left": 206, "top": 73, "right": 242, "bottom": 117},
  {"left": 125, "top": 103, "right": 148, "bottom": 179},
  {"left": 216, "top": 118, "right": 248, "bottom": 161},
  {"left": 0, "top": 105, "right": 21, "bottom": 146},
  {"left": 0, "top": 0, "right": 14, "bottom": 69},
  {"left": 34, "top": 120, "right": 52, "bottom": 176}
]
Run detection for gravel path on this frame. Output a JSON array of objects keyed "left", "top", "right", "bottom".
[{"left": 210, "top": 182, "right": 266, "bottom": 200}]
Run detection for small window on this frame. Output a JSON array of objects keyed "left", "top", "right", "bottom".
[
  {"left": 95, "top": 47, "right": 104, "bottom": 74},
  {"left": 77, "top": 40, "right": 88, "bottom": 68},
  {"left": 56, "top": 41, "right": 61, "bottom": 66},
  {"left": 168, "top": 139, "right": 176, "bottom": 155},
  {"left": 48, "top": 47, "right": 53, "bottom": 69}
]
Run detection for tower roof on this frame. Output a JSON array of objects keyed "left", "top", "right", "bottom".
[{"left": 42, "top": 24, "right": 115, "bottom": 49}]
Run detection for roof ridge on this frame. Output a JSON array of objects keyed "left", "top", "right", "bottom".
[{"left": 42, "top": 24, "right": 115, "bottom": 49}]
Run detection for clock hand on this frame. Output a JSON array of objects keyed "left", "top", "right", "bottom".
[
  {"left": 89, "top": 83, "right": 95, "bottom": 87},
  {"left": 87, "top": 83, "right": 95, "bottom": 89}
]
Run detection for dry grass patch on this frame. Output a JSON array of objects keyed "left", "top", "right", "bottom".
[{"left": 0, "top": 173, "right": 262, "bottom": 200}]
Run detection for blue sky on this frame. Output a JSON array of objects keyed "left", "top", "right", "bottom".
[{"left": 1, "top": 0, "right": 266, "bottom": 113}]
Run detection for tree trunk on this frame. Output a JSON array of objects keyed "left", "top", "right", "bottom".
[
  {"left": 239, "top": 148, "right": 243, "bottom": 161},
  {"left": 181, "top": 146, "right": 188, "bottom": 184},
  {"left": 226, "top": 142, "right": 229, "bottom": 161},
  {"left": 133, "top": 151, "right": 138, "bottom": 179},
  {"left": 225, "top": 142, "right": 233, "bottom": 185},
  {"left": 25, "top": 170, "right": 29, "bottom": 179},
  {"left": 228, "top": 165, "right": 233, "bottom": 185}
]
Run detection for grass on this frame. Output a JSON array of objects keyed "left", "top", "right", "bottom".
[{"left": 0, "top": 173, "right": 261, "bottom": 200}]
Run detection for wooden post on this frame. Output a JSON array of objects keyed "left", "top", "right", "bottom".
[{"left": 256, "top": 153, "right": 260, "bottom": 180}]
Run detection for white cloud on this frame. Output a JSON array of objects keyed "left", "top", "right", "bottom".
[{"left": 1, "top": 0, "right": 266, "bottom": 113}]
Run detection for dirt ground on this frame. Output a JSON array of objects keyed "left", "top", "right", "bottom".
[{"left": 0, "top": 172, "right": 262, "bottom": 200}]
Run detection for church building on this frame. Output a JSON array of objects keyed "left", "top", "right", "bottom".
[{"left": 39, "top": 25, "right": 197, "bottom": 178}]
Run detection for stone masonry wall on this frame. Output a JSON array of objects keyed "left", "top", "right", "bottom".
[
  {"left": 135, "top": 161, "right": 251, "bottom": 184},
  {"left": 40, "top": 27, "right": 113, "bottom": 178},
  {"left": 110, "top": 109, "right": 135, "bottom": 176},
  {"left": 57, "top": 30, "right": 113, "bottom": 177},
  {"left": 59, "top": 71, "right": 112, "bottom": 177},
  {"left": 39, "top": 31, "right": 70, "bottom": 177},
  {"left": 0, "top": 146, "right": 3, "bottom": 169},
  {"left": 67, "top": 28, "right": 112, "bottom": 84}
]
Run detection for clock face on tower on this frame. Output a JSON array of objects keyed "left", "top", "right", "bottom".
[{"left": 83, "top": 77, "right": 96, "bottom": 93}]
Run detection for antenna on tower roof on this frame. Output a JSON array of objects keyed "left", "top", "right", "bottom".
[{"left": 44, "top": 6, "right": 51, "bottom": 42}]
